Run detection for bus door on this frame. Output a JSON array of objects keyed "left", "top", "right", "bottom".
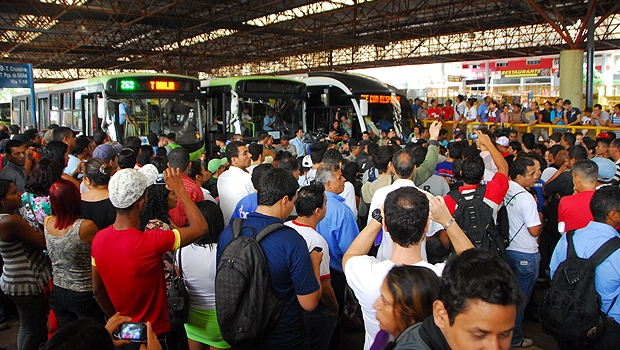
[
  {"left": 202, "top": 85, "right": 231, "bottom": 156},
  {"left": 18, "top": 98, "right": 27, "bottom": 127},
  {"left": 38, "top": 96, "right": 49, "bottom": 130},
  {"left": 82, "top": 92, "right": 102, "bottom": 136}
]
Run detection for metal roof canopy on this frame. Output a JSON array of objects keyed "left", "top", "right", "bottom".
[{"left": 0, "top": 0, "right": 619, "bottom": 82}]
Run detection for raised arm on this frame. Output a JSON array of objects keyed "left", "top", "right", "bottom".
[
  {"left": 412, "top": 120, "right": 440, "bottom": 186},
  {"left": 164, "top": 167, "right": 208, "bottom": 247},
  {"left": 426, "top": 194, "right": 474, "bottom": 254},
  {"left": 475, "top": 130, "right": 508, "bottom": 177},
  {"left": 342, "top": 218, "right": 382, "bottom": 272}
]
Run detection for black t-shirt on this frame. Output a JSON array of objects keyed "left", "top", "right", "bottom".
[
  {"left": 543, "top": 170, "right": 574, "bottom": 234},
  {"left": 566, "top": 107, "right": 581, "bottom": 124},
  {"left": 204, "top": 176, "right": 219, "bottom": 198},
  {"left": 540, "top": 109, "right": 551, "bottom": 123},
  {"left": 81, "top": 198, "right": 116, "bottom": 230}
]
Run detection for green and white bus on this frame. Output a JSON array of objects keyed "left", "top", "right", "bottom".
[
  {"left": 201, "top": 76, "right": 306, "bottom": 141},
  {"left": 12, "top": 73, "right": 205, "bottom": 159}
]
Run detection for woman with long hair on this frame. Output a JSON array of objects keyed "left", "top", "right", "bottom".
[
  {"left": 81, "top": 158, "right": 116, "bottom": 230},
  {"left": 178, "top": 201, "right": 229, "bottom": 350},
  {"left": 137, "top": 145, "right": 155, "bottom": 167},
  {"left": 19, "top": 159, "right": 63, "bottom": 229},
  {"left": 42, "top": 141, "right": 80, "bottom": 188},
  {"left": 0, "top": 179, "right": 51, "bottom": 350},
  {"left": 45, "top": 179, "right": 102, "bottom": 327},
  {"left": 372, "top": 266, "right": 440, "bottom": 350},
  {"left": 140, "top": 181, "right": 177, "bottom": 231}
]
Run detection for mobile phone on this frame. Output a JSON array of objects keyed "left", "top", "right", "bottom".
[
  {"left": 113, "top": 322, "right": 147, "bottom": 343},
  {"left": 469, "top": 132, "right": 478, "bottom": 140}
]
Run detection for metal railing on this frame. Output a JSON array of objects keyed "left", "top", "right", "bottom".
[{"left": 419, "top": 120, "right": 613, "bottom": 138}]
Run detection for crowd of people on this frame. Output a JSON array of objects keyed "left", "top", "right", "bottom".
[
  {"left": 409, "top": 96, "right": 620, "bottom": 131},
  {"left": 0, "top": 94, "right": 619, "bottom": 350}
]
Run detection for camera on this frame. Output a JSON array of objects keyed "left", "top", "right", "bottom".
[
  {"left": 113, "top": 322, "right": 147, "bottom": 343},
  {"left": 469, "top": 132, "right": 478, "bottom": 140}
]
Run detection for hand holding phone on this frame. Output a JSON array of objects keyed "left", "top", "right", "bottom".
[{"left": 113, "top": 322, "right": 147, "bottom": 343}]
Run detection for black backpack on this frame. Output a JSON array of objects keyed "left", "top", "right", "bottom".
[
  {"left": 448, "top": 185, "right": 506, "bottom": 256},
  {"left": 496, "top": 190, "right": 527, "bottom": 246},
  {"left": 215, "top": 218, "right": 288, "bottom": 348},
  {"left": 539, "top": 230, "right": 620, "bottom": 348}
]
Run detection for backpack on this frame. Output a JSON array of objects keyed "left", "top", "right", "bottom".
[
  {"left": 215, "top": 218, "right": 288, "bottom": 348},
  {"left": 496, "top": 191, "right": 527, "bottom": 246},
  {"left": 539, "top": 230, "right": 620, "bottom": 348},
  {"left": 448, "top": 185, "right": 506, "bottom": 256},
  {"left": 168, "top": 248, "right": 189, "bottom": 329}
]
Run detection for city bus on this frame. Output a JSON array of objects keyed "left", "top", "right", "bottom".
[
  {"left": 284, "top": 71, "right": 415, "bottom": 139},
  {"left": 201, "top": 76, "right": 306, "bottom": 142},
  {"left": 11, "top": 73, "right": 205, "bottom": 159}
]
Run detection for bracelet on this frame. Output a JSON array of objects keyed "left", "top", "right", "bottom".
[{"left": 443, "top": 218, "right": 456, "bottom": 230}]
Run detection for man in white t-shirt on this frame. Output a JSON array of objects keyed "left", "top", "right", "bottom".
[
  {"left": 504, "top": 157, "right": 542, "bottom": 348},
  {"left": 343, "top": 187, "right": 474, "bottom": 350},
  {"left": 217, "top": 141, "right": 255, "bottom": 224},
  {"left": 285, "top": 183, "right": 339, "bottom": 350},
  {"left": 368, "top": 148, "right": 443, "bottom": 261}
]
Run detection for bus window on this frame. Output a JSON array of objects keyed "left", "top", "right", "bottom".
[
  {"left": 62, "top": 92, "right": 71, "bottom": 110},
  {"left": 38, "top": 98, "right": 49, "bottom": 129},
  {"left": 74, "top": 90, "right": 84, "bottom": 111},
  {"left": 51, "top": 93, "right": 59, "bottom": 110}
]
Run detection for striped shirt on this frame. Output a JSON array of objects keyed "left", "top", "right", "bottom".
[
  {"left": 0, "top": 214, "right": 51, "bottom": 296},
  {"left": 168, "top": 173, "right": 204, "bottom": 227}
]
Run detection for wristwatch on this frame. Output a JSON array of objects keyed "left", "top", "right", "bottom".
[{"left": 371, "top": 208, "right": 383, "bottom": 224}]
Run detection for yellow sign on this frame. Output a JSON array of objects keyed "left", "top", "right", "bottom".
[{"left": 503, "top": 69, "right": 540, "bottom": 77}]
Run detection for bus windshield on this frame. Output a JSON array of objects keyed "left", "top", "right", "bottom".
[
  {"left": 106, "top": 96, "right": 202, "bottom": 148},
  {"left": 236, "top": 96, "right": 304, "bottom": 137}
]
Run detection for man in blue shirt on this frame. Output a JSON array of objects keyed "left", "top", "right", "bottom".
[
  {"left": 315, "top": 163, "right": 360, "bottom": 317},
  {"left": 117, "top": 100, "right": 131, "bottom": 139},
  {"left": 217, "top": 168, "right": 321, "bottom": 350},
  {"left": 550, "top": 186, "right": 620, "bottom": 348},
  {"left": 263, "top": 108, "right": 276, "bottom": 131},
  {"left": 289, "top": 128, "right": 308, "bottom": 158},
  {"left": 477, "top": 96, "right": 490, "bottom": 121}
]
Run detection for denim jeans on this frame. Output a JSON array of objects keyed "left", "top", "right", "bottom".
[
  {"left": 49, "top": 284, "right": 105, "bottom": 328},
  {"left": 8, "top": 293, "right": 48, "bottom": 350},
  {"left": 505, "top": 250, "right": 540, "bottom": 345}
]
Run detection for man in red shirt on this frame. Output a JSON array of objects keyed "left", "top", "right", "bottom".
[
  {"left": 91, "top": 166, "right": 207, "bottom": 344},
  {"left": 444, "top": 131, "right": 509, "bottom": 216},
  {"left": 558, "top": 159, "right": 597, "bottom": 232},
  {"left": 428, "top": 99, "right": 442, "bottom": 120},
  {"left": 442, "top": 99, "right": 455, "bottom": 121},
  {"left": 168, "top": 147, "right": 205, "bottom": 227}
]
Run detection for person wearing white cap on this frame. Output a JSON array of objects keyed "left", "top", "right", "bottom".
[
  {"left": 91, "top": 165, "right": 208, "bottom": 343},
  {"left": 496, "top": 136, "right": 510, "bottom": 157}
]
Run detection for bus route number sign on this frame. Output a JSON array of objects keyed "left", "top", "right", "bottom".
[{"left": 119, "top": 79, "right": 177, "bottom": 92}]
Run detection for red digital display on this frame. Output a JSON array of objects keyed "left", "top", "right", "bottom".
[
  {"left": 360, "top": 94, "right": 401, "bottom": 104},
  {"left": 149, "top": 81, "right": 176, "bottom": 91}
]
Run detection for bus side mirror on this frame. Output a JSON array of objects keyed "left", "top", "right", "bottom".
[{"left": 359, "top": 99, "right": 368, "bottom": 116}]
